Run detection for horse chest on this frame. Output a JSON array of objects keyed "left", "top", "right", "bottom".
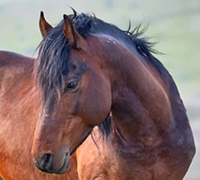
[
  {"left": 77, "top": 130, "right": 189, "bottom": 180},
  {"left": 77, "top": 135, "right": 158, "bottom": 180},
  {"left": 77, "top": 146, "right": 159, "bottom": 180}
]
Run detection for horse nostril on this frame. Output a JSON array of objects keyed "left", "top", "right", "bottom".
[{"left": 40, "top": 153, "right": 54, "bottom": 172}]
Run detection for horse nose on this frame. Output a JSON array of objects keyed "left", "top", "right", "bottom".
[
  {"left": 32, "top": 150, "right": 71, "bottom": 174},
  {"left": 39, "top": 153, "right": 54, "bottom": 172}
]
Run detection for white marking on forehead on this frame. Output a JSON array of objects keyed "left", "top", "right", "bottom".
[
  {"left": 45, "top": 114, "right": 50, "bottom": 117},
  {"left": 43, "top": 113, "right": 51, "bottom": 122}
]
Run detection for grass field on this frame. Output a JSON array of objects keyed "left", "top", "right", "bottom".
[{"left": 0, "top": 0, "right": 199, "bottom": 179}]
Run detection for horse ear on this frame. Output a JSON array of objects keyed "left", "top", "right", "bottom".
[
  {"left": 63, "top": 14, "right": 87, "bottom": 50},
  {"left": 39, "top": 11, "right": 53, "bottom": 37}
]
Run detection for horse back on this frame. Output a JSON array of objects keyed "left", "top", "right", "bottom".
[
  {"left": 0, "top": 50, "right": 34, "bottom": 98},
  {"left": 0, "top": 50, "right": 34, "bottom": 72}
]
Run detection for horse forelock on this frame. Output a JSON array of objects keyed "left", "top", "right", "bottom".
[{"left": 35, "top": 21, "right": 71, "bottom": 104}]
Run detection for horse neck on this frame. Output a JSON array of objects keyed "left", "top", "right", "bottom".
[{"left": 91, "top": 35, "right": 173, "bottom": 148}]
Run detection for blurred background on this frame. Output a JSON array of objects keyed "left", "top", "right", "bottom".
[{"left": 0, "top": 0, "right": 199, "bottom": 179}]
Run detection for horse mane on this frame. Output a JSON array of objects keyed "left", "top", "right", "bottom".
[{"left": 35, "top": 11, "right": 182, "bottom": 136}]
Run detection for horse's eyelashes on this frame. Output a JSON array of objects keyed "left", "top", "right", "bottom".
[{"left": 65, "top": 81, "right": 79, "bottom": 92}]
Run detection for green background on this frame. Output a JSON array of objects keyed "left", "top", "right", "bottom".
[{"left": 0, "top": 0, "right": 199, "bottom": 179}]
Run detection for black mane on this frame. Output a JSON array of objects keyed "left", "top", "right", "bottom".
[{"left": 35, "top": 12, "right": 180, "bottom": 136}]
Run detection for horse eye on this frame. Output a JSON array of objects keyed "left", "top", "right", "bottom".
[{"left": 65, "top": 81, "right": 79, "bottom": 92}]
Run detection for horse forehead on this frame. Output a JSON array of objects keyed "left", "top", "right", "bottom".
[
  {"left": 67, "top": 55, "right": 90, "bottom": 77},
  {"left": 69, "top": 49, "right": 90, "bottom": 63}
]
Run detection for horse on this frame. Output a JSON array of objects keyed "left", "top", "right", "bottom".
[{"left": 0, "top": 11, "right": 195, "bottom": 180}]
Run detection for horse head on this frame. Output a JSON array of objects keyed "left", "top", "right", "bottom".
[{"left": 31, "top": 12, "right": 111, "bottom": 174}]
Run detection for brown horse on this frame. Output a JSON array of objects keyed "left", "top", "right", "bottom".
[{"left": 0, "top": 11, "right": 195, "bottom": 179}]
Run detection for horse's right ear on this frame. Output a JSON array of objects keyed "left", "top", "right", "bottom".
[
  {"left": 63, "top": 14, "right": 87, "bottom": 51},
  {"left": 39, "top": 11, "right": 53, "bottom": 37}
]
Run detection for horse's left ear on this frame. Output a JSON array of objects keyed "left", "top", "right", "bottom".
[
  {"left": 39, "top": 11, "right": 53, "bottom": 37},
  {"left": 63, "top": 14, "right": 87, "bottom": 50}
]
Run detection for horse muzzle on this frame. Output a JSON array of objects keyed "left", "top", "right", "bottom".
[{"left": 33, "top": 151, "right": 70, "bottom": 174}]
